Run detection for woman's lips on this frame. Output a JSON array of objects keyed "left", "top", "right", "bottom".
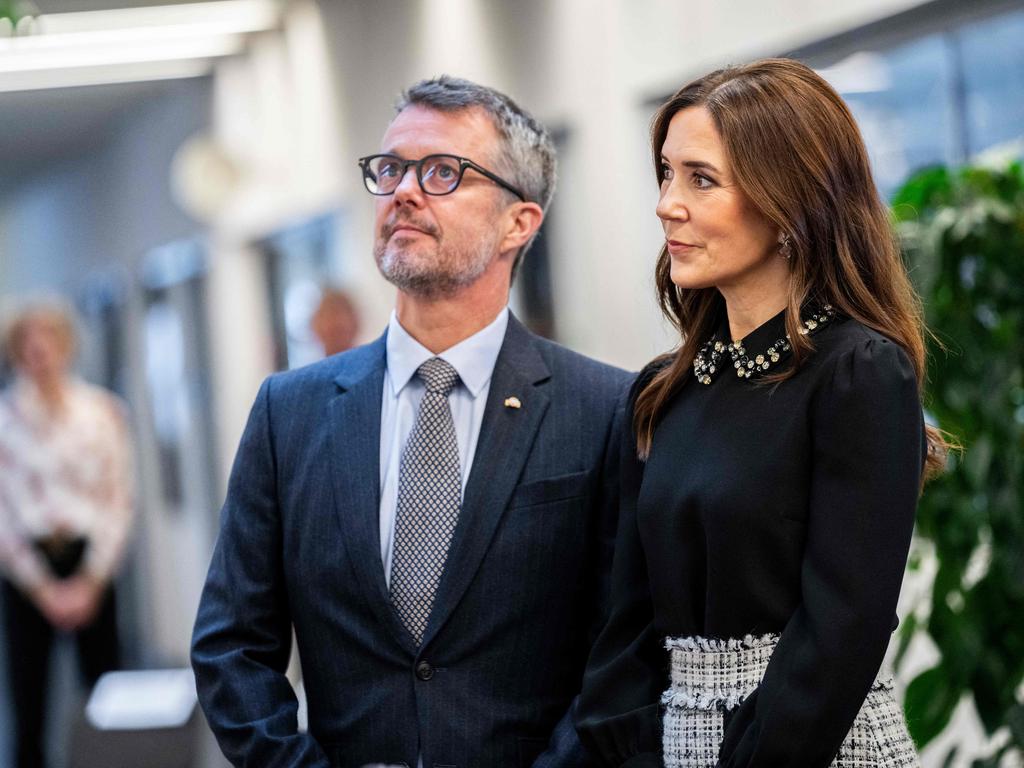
[{"left": 666, "top": 239, "right": 698, "bottom": 254}]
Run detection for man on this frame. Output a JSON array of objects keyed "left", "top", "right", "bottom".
[
  {"left": 310, "top": 286, "right": 360, "bottom": 357},
  {"left": 192, "top": 76, "right": 629, "bottom": 768}
]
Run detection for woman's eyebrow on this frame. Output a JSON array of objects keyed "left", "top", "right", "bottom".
[
  {"left": 660, "top": 155, "right": 721, "bottom": 174},
  {"left": 682, "top": 160, "right": 721, "bottom": 173}
]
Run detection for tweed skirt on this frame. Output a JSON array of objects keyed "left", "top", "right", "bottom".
[{"left": 660, "top": 633, "right": 920, "bottom": 768}]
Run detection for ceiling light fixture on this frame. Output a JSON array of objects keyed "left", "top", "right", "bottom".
[{"left": 0, "top": 0, "right": 280, "bottom": 92}]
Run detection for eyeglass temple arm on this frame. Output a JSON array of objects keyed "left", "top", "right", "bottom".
[{"left": 462, "top": 160, "right": 526, "bottom": 202}]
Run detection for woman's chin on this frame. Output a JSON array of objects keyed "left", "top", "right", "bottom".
[{"left": 669, "top": 266, "right": 712, "bottom": 291}]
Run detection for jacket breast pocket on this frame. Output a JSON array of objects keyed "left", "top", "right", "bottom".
[{"left": 507, "top": 470, "right": 590, "bottom": 510}]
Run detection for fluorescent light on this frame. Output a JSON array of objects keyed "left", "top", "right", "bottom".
[
  {"left": 34, "top": 1, "right": 279, "bottom": 35},
  {"left": 0, "top": 59, "right": 216, "bottom": 93},
  {"left": 0, "top": 0, "right": 279, "bottom": 92},
  {"left": 0, "top": 34, "right": 246, "bottom": 73}
]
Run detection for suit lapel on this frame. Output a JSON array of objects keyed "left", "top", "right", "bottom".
[
  {"left": 421, "top": 316, "right": 551, "bottom": 646},
  {"left": 327, "top": 334, "right": 417, "bottom": 655}
]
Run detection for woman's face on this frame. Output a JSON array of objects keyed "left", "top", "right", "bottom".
[
  {"left": 656, "top": 106, "right": 783, "bottom": 294},
  {"left": 14, "top": 313, "right": 72, "bottom": 382}
]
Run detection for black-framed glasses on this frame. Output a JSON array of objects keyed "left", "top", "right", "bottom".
[{"left": 358, "top": 153, "right": 526, "bottom": 201}]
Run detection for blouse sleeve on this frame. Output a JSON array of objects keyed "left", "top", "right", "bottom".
[
  {"left": 576, "top": 372, "right": 667, "bottom": 768},
  {"left": 82, "top": 395, "right": 136, "bottom": 584},
  {"left": 0, "top": 401, "right": 51, "bottom": 591},
  {"left": 717, "top": 337, "right": 926, "bottom": 767},
  {"left": 0, "top": 502, "right": 50, "bottom": 591}
]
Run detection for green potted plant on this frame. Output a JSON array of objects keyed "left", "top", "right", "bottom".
[
  {"left": 0, "top": 0, "right": 37, "bottom": 34},
  {"left": 892, "top": 161, "right": 1024, "bottom": 767}
]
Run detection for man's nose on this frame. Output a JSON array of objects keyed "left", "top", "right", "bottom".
[{"left": 392, "top": 164, "right": 424, "bottom": 204}]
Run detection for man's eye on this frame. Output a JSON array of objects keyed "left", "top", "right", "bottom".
[
  {"left": 425, "top": 160, "right": 459, "bottom": 180},
  {"left": 378, "top": 161, "right": 401, "bottom": 177}
]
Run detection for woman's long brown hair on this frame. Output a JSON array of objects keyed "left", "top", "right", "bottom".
[{"left": 634, "top": 58, "right": 949, "bottom": 480}]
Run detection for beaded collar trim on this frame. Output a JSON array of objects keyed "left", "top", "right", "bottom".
[{"left": 693, "top": 305, "right": 836, "bottom": 385}]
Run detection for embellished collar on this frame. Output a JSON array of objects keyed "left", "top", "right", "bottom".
[{"left": 693, "top": 304, "right": 836, "bottom": 385}]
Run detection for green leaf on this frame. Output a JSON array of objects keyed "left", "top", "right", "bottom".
[
  {"left": 904, "top": 666, "right": 960, "bottom": 748},
  {"left": 1008, "top": 703, "right": 1024, "bottom": 749}
]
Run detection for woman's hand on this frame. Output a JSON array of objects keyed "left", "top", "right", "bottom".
[{"left": 31, "top": 574, "right": 104, "bottom": 631}]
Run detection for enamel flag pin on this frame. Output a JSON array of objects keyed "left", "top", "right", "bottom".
[{"left": 504, "top": 396, "right": 522, "bottom": 409}]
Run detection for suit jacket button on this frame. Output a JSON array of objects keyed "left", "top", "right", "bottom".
[{"left": 415, "top": 661, "right": 434, "bottom": 681}]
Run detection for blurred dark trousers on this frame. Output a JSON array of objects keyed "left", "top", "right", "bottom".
[{"left": 2, "top": 538, "right": 120, "bottom": 768}]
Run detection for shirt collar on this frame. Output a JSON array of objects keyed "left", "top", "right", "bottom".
[
  {"left": 694, "top": 304, "right": 837, "bottom": 384},
  {"left": 717, "top": 307, "right": 788, "bottom": 351},
  {"left": 385, "top": 307, "right": 509, "bottom": 399}
]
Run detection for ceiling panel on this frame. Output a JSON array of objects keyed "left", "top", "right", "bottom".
[
  {"left": 0, "top": 2, "right": 229, "bottom": 195},
  {"left": 0, "top": 79, "right": 208, "bottom": 196}
]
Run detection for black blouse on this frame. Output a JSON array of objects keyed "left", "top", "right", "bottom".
[{"left": 576, "top": 309, "right": 926, "bottom": 768}]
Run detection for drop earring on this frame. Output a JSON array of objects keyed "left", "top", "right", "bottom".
[{"left": 778, "top": 233, "right": 793, "bottom": 260}]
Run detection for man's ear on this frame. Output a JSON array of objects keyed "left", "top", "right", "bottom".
[{"left": 498, "top": 202, "right": 544, "bottom": 256}]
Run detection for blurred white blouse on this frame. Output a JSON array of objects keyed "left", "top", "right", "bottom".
[{"left": 0, "top": 376, "right": 134, "bottom": 591}]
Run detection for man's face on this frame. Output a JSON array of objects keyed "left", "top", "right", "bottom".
[{"left": 373, "top": 105, "right": 512, "bottom": 299}]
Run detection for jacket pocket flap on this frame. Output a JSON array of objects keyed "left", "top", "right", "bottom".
[{"left": 508, "top": 470, "right": 589, "bottom": 509}]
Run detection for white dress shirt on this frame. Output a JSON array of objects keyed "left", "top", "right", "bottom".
[{"left": 378, "top": 307, "right": 509, "bottom": 588}]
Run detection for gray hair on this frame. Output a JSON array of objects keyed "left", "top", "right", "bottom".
[{"left": 395, "top": 76, "right": 557, "bottom": 274}]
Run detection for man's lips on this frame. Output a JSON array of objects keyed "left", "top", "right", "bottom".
[{"left": 386, "top": 221, "right": 436, "bottom": 239}]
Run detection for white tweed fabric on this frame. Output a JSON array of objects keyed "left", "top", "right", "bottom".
[{"left": 661, "top": 633, "right": 920, "bottom": 768}]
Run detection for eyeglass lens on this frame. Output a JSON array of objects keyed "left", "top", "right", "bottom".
[{"left": 364, "top": 155, "right": 462, "bottom": 195}]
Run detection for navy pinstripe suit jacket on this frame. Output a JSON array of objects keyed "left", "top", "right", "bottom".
[{"left": 191, "top": 314, "right": 631, "bottom": 768}]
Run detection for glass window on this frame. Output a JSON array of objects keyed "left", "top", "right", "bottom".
[
  {"left": 958, "top": 9, "right": 1024, "bottom": 157},
  {"left": 820, "top": 35, "right": 958, "bottom": 198}
]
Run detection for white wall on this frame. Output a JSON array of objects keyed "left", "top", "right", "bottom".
[{"left": 315, "top": 0, "right": 931, "bottom": 370}]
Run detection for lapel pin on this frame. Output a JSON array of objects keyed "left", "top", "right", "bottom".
[{"left": 504, "top": 396, "right": 522, "bottom": 409}]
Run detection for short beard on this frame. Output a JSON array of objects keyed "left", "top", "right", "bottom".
[{"left": 374, "top": 226, "right": 498, "bottom": 301}]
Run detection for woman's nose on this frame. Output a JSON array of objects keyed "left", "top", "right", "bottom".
[{"left": 656, "top": 185, "right": 688, "bottom": 221}]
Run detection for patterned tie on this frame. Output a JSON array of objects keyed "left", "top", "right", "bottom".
[{"left": 389, "top": 357, "right": 462, "bottom": 644}]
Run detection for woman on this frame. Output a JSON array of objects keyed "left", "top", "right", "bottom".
[
  {"left": 0, "top": 300, "right": 134, "bottom": 768},
  {"left": 576, "top": 59, "right": 947, "bottom": 767}
]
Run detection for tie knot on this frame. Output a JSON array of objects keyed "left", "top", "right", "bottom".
[{"left": 416, "top": 357, "right": 460, "bottom": 395}]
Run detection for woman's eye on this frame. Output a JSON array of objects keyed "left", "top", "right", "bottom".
[
  {"left": 693, "top": 173, "right": 713, "bottom": 189},
  {"left": 660, "top": 163, "right": 674, "bottom": 182}
]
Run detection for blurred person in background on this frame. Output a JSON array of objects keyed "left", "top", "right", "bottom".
[
  {"left": 576, "top": 58, "right": 949, "bottom": 768},
  {"left": 310, "top": 286, "right": 361, "bottom": 357},
  {"left": 192, "top": 75, "right": 630, "bottom": 768},
  {"left": 0, "top": 298, "right": 134, "bottom": 768}
]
